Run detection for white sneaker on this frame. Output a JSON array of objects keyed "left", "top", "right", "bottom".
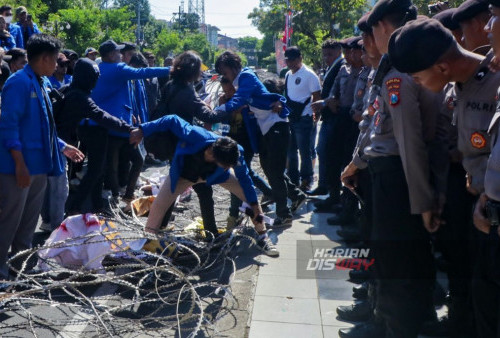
[{"left": 257, "top": 236, "right": 279, "bottom": 257}]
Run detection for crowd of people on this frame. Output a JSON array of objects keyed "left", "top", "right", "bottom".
[{"left": 0, "top": 0, "right": 499, "bottom": 337}]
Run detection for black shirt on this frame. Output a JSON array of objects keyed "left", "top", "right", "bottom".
[{"left": 180, "top": 147, "right": 218, "bottom": 183}]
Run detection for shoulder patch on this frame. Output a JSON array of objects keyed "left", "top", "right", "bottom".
[
  {"left": 386, "top": 78, "right": 401, "bottom": 106},
  {"left": 470, "top": 132, "right": 486, "bottom": 149},
  {"left": 374, "top": 113, "right": 381, "bottom": 126}
]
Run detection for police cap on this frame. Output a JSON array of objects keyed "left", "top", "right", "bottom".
[
  {"left": 433, "top": 8, "right": 460, "bottom": 30},
  {"left": 367, "top": 0, "right": 414, "bottom": 26},
  {"left": 452, "top": 0, "right": 489, "bottom": 23},
  {"left": 388, "top": 18, "right": 455, "bottom": 73}
]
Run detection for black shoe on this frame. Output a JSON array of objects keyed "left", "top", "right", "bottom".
[
  {"left": 299, "top": 179, "right": 312, "bottom": 192},
  {"left": 337, "top": 301, "right": 372, "bottom": 322},
  {"left": 352, "top": 282, "right": 368, "bottom": 300},
  {"left": 305, "top": 186, "right": 328, "bottom": 196},
  {"left": 339, "top": 321, "right": 385, "bottom": 338},
  {"left": 291, "top": 194, "right": 307, "bottom": 214},
  {"left": 271, "top": 217, "right": 292, "bottom": 229},
  {"left": 327, "top": 212, "right": 356, "bottom": 225},
  {"left": 313, "top": 200, "right": 342, "bottom": 213},
  {"left": 337, "top": 227, "right": 363, "bottom": 241},
  {"left": 419, "top": 316, "right": 449, "bottom": 337},
  {"left": 349, "top": 269, "right": 370, "bottom": 283}
]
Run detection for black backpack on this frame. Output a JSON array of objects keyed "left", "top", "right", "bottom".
[
  {"left": 284, "top": 74, "right": 311, "bottom": 122},
  {"left": 144, "top": 81, "right": 179, "bottom": 161}
]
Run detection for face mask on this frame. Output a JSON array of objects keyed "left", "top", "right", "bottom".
[{"left": 4, "top": 15, "right": 12, "bottom": 24}]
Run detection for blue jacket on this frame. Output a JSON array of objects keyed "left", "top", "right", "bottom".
[
  {"left": 0, "top": 33, "right": 15, "bottom": 50},
  {"left": 8, "top": 23, "right": 23, "bottom": 49},
  {"left": 17, "top": 22, "right": 40, "bottom": 42},
  {"left": 0, "top": 64, "right": 66, "bottom": 176},
  {"left": 129, "top": 78, "right": 148, "bottom": 124},
  {"left": 91, "top": 62, "right": 170, "bottom": 137},
  {"left": 48, "top": 74, "right": 72, "bottom": 89},
  {"left": 223, "top": 68, "right": 290, "bottom": 119},
  {"left": 141, "top": 115, "right": 258, "bottom": 204}
]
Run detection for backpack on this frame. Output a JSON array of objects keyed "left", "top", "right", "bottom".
[{"left": 143, "top": 81, "right": 179, "bottom": 161}]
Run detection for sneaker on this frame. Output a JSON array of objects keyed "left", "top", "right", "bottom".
[
  {"left": 257, "top": 236, "right": 279, "bottom": 257},
  {"left": 271, "top": 217, "right": 292, "bottom": 229},
  {"left": 290, "top": 194, "right": 307, "bottom": 214},
  {"left": 39, "top": 222, "right": 55, "bottom": 233}
]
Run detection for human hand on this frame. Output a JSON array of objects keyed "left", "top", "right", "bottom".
[
  {"left": 63, "top": 144, "right": 85, "bottom": 163},
  {"left": 15, "top": 162, "right": 30, "bottom": 188},
  {"left": 311, "top": 100, "right": 325, "bottom": 114},
  {"left": 271, "top": 100, "right": 283, "bottom": 114},
  {"left": 341, "top": 162, "right": 359, "bottom": 190},
  {"left": 129, "top": 128, "right": 144, "bottom": 146}
]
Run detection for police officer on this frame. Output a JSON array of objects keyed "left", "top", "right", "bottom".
[
  {"left": 452, "top": 0, "right": 491, "bottom": 54},
  {"left": 360, "top": 1, "right": 444, "bottom": 335},
  {"left": 388, "top": 16, "right": 500, "bottom": 337}
]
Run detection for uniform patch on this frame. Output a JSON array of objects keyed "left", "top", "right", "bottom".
[
  {"left": 373, "top": 97, "right": 380, "bottom": 110},
  {"left": 374, "top": 113, "right": 381, "bottom": 126},
  {"left": 385, "top": 78, "right": 401, "bottom": 90},
  {"left": 470, "top": 132, "right": 486, "bottom": 149},
  {"left": 389, "top": 92, "right": 400, "bottom": 106},
  {"left": 295, "top": 77, "right": 302, "bottom": 85},
  {"left": 368, "top": 104, "right": 376, "bottom": 116},
  {"left": 357, "top": 89, "right": 364, "bottom": 97}
]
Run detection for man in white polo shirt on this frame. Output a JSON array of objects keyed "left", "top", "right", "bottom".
[{"left": 284, "top": 46, "right": 321, "bottom": 191}]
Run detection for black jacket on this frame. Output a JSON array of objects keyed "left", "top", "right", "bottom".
[
  {"left": 321, "top": 58, "right": 345, "bottom": 120},
  {"left": 155, "top": 80, "right": 227, "bottom": 125},
  {"left": 55, "top": 58, "right": 132, "bottom": 144}
]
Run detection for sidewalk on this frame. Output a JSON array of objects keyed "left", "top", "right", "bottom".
[
  {"left": 247, "top": 200, "right": 448, "bottom": 338},
  {"left": 248, "top": 202, "right": 356, "bottom": 338}
]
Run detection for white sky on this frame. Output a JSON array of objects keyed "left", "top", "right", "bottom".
[{"left": 149, "top": 0, "right": 263, "bottom": 38}]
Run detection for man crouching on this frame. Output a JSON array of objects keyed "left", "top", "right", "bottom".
[{"left": 130, "top": 114, "right": 279, "bottom": 257}]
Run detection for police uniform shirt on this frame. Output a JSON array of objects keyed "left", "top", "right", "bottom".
[
  {"left": 452, "top": 52, "right": 500, "bottom": 193},
  {"left": 484, "top": 88, "right": 500, "bottom": 202},
  {"left": 285, "top": 64, "right": 321, "bottom": 116},
  {"left": 350, "top": 67, "right": 371, "bottom": 120},
  {"left": 352, "top": 68, "right": 376, "bottom": 169},
  {"left": 330, "top": 64, "right": 361, "bottom": 110},
  {"left": 365, "top": 67, "right": 436, "bottom": 214}
]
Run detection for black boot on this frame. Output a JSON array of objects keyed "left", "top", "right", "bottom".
[
  {"left": 352, "top": 282, "right": 369, "bottom": 300},
  {"left": 338, "top": 320, "right": 385, "bottom": 338},
  {"left": 337, "top": 301, "right": 373, "bottom": 322},
  {"left": 349, "top": 269, "right": 370, "bottom": 283}
]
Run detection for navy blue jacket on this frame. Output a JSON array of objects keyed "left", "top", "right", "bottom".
[
  {"left": 0, "top": 64, "right": 66, "bottom": 176},
  {"left": 140, "top": 115, "right": 258, "bottom": 204}
]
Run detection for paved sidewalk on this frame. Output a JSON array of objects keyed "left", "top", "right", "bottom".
[
  {"left": 248, "top": 201, "right": 357, "bottom": 338},
  {"left": 247, "top": 200, "right": 448, "bottom": 338}
]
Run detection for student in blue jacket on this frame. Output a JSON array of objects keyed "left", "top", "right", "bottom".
[
  {"left": 0, "top": 34, "right": 83, "bottom": 281},
  {"left": 90, "top": 40, "right": 171, "bottom": 202},
  {"left": 214, "top": 51, "right": 307, "bottom": 228},
  {"left": 129, "top": 115, "right": 279, "bottom": 257}
]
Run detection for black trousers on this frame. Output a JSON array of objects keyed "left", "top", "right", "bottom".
[
  {"left": 106, "top": 135, "right": 144, "bottom": 199},
  {"left": 259, "top": 122, "right": 301, "bottom": 219},
  {"left": 369, "top": 156, "right": 435, "bottom": 338},
  {"left": 69, "top": 125, "right": 108, "bottom": 213},
  {"left": 328, "top": 110, "right": 360, "bottom": 202},
  {"left": 472, "top": 228, "right": 500, "bottom": 338}
]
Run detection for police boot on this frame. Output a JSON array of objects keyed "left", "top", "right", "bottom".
[
  {"left": 337, "top": 226, "right": 363, "bottom": 241},
  {"left": 338, "top": 319, "right": 385, "bottom": 338},
  {"left": 336, "top": 300, "right": 373, "bottom": 322},
  {"left": 352, "top": 282, "right": 369, "bottom": 300},
  {"left": 314, "top": 198, "right": 342, "bottom": 213},
  {"left": 349, "top": 268, "right": 370, "bottom": 283}
]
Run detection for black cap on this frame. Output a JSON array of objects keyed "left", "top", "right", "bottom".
[
  {"left": 433, "top": 8, "right": 460, "bottom": 30},
  {"left": 367, "top": 0, "right": 414, "bottom": 26},
  {"left": 358, "top": 12, "right": 372, "bottom": 33},
  {"left": 121, "top": 42, "right": 137, "bottom": 52},
  {"left": 388, "top": 18, "right": 455, "bottom": 73},
  {"left": 348, "top": 36, "right": 363, "bottom": 49},
  {"left": 490, "top": 0, "right": 500, "bottom": 8},
  {"left": 284, "top": 46, "right": 301, "bottom": 60},
  {"left": 452, "top": 0, "right": 489, "bottom": 23},
  {"left": 99, "top": 39, "right": 125, "bottom": 57}
]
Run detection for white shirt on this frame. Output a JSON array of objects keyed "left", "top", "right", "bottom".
[{"left": 286, "top": 65, "right": 321, "bottom": 116}]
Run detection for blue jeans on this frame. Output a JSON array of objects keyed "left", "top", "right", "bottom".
[
  {"left": 311, "top": 121, "right": 318, "bottom": 160},
  {"left": 287, "top": 115, "right": 314, "bottom": 185},
  {"left": 317, "top": 119, "right": 335, "bottom": 189}
]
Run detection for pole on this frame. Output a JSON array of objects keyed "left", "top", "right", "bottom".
[{"left": 136, "top": 2, "right": 141, "bottom": 46}]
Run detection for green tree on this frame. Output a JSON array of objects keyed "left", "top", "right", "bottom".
[
  {"left": 113, "top": 0, "right": 150, "bottom": 24},
  {"left": 153, "top": 28, "right": 181, "bottom": 59}
]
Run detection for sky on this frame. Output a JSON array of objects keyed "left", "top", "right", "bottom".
[{"left": 149, "top": 0, "right": 263, "bottom": 38}]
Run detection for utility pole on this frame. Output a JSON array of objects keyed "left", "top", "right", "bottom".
[
  {"left": 136, "top": 1, "right": 141, "bottom": 46},
  {"left": 285, "top": 0, "right": 291, "bottom": 47}
]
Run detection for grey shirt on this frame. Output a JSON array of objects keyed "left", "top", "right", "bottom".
[
  {"left": 485, "top": 91, "right": 500, "bottom": 201},
  {"left": 350, "top": 67, "right": 371, "bottom": 120},
  {"left": 352, "top": 68, "right": 376, "bottom": 170},
  {"left": 453, "top": 53, "right": 500, "bottom": 193},
  {"left": 365, "top": 67, "right": 437, "bottom": 214},
  {"left": 330, "top": 64, "right": 361, "bottom": 110}
]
